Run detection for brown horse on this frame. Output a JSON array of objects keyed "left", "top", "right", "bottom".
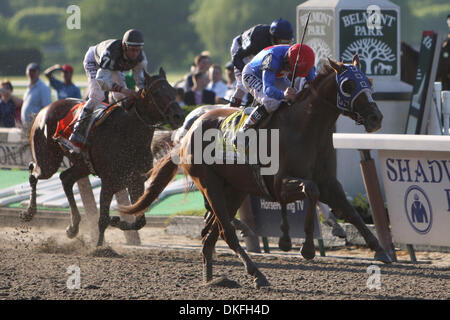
[
  {"left": 120, "top": 56, "right": 391, "bottom": 288},
  {"left": 21, "top": 68, "right": 185, "bottom": 247}
]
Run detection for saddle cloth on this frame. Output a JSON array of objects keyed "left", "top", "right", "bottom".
[{"left": 53, "top": 101, "right": 120, "bottom": 151}]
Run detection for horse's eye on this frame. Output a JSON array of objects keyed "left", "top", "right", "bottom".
[{"left": 341, "top": 80, "right": 355, "bottom": 97}]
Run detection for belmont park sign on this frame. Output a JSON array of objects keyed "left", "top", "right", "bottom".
[
  {"left": 297, "top": 1, "right": 400, "bottom": 79},
  {"left": 339, "top": 9, "right": 398, "bottom": 76}
]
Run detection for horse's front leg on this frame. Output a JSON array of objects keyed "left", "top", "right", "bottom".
[
  {"left": 278, "top": 177, "right": 319, "bottom": 259},
  {"left": 319, "top": 178, "right": 392, "bottom": 264},
  {"left": 278, "top": 204, "right": 292, "bottom": 251}
]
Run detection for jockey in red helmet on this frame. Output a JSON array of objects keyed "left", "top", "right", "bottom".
[
  {"left": 236, "top": 43, "right": 316, "bottom": 134},
  {"left": 229, "top": 18, "right": 294, "bottom": 107}
]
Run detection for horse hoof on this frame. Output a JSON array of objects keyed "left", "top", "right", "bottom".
[
  {"left": 301, "top": 243, "right": 315, "bottom": 260},
  {"left": 332, "top": 224, "right": 347, "bottom": 239},
  {"left": 109, "top": 216, "right": 121, "bottom": 228},
  {"left": 20, "top": 208, "right": 35, "bottom": 222},
  {"left": 254, "top": 276, "right": 270, "bottom": 289},
  {"left": 133, "top": 216, "right": 146, "bottom": 230},
  {"left": 374, "top": 251, "right": 392, "bottom": 264},
  {"left": 66, "top": 225, "right": 79, "bottom": 239},
  {"left": 278, "top": 236, "right": 292, "bottom": 252}
]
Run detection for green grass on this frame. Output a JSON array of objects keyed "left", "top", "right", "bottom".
[
  {"left": 0, "top": 169, "right": 29, "bottom": 189},
  {"left": 0, "top": 170, "right": 205, "bottom": 217}
]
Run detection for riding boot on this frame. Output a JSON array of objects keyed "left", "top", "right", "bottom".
[
  {"left": 240, "top": 104, "right": 269, "bottom": 132},
  {"left": 69, "top": 107, "right": 94, "bottom": 148},
  {"left": 233, "top": 104, "right": 269, "bottom": 148}
]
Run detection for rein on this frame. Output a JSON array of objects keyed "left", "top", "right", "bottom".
[
  {"left": 306, "top": 74, "right": 364, "bottom": 125},
  {"left": 132, "top": 78, "right": 176, "bottom": 129}
]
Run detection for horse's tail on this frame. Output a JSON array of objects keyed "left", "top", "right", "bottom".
[{"left": 119, "top": 144, "right": 180, "bottom": 216}]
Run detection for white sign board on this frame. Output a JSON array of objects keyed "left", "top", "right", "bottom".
[
  {"left": 379, "top": 150, "right": 450, "bottom": 246},
  {"left": 333, "top": 133, "right": 450, "bottom": 247}
]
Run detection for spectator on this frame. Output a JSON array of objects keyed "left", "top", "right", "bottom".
[
  {"left": 184, "top": 72, "right": 215, "bottom": 106},
  {"left": 436, "top": 14, "right": 450, "bottom": 90},
  {"left": 44, "top": 64, "right": 82, "bottom": 100},
  {"left": 175, "top": 88, "right": 185, "bottom": 107},
  {"left": 0, "top": 80, "right": 23, "bottom": 128},
  {"left": 224, "top": 61, "right": 237, "bottom": 101},
  {"left": 206, "top": 64, "right": 228, "bottom": 104},
  {"left": 184, "top": 54, "right": 212, "bottom": 92},
  {"left": 21, "top": 63, "right": 52, "bottom": 126}
]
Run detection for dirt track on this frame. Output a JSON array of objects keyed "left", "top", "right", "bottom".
[{"left": 0, "top": 225, "right": 449, "bottom": 300}]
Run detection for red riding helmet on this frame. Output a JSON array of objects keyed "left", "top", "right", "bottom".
[{"left": 286, "top": 44, "right": 315, "bottom": 77}]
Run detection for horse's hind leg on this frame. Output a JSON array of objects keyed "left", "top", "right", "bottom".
[
  {"left": 20, "top": 163, "right": 40, "bottom": 222},
  {"left": 202, "top": 218, "right": 219, "bottom": 283},
  {"left": 21, "top": 158, "right": 63, "bottom": 222},
  {"left": 60, "top": 166, "right": 90, "bottom": 238},
  {"left": 197, "top": 173, "right": 269, "bottom": 288}
]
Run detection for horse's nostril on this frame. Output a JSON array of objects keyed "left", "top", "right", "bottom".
[{"left": 369, "top": 115, "right": 379, "bottom": 123}]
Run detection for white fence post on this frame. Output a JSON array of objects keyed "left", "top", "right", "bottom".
[
  {"left": 428, "top": 82, "right": 442, "bottom": 135},
  {"left": 77, "top": 177, "right": 99, "bottom": 245},
  {"left": 442, "top": 91, "right": 450, "bottom": 135}
]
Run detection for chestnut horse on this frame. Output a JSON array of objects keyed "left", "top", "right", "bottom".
[
  {"left": 21, "top": 68, "right": 185, "bottom": 247},
  {"left": 120, "top": 56, "right": 391, "bottom": 288}
]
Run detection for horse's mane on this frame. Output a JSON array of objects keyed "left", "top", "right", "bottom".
[{"left": 294, "top": 64, "right": 336, "bottom": 103}]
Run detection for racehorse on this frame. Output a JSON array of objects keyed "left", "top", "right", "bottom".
[
  {"left": 120, "top": 55, "right": 391, "bottom": 288},
  {"left": 21, "top": 68, "right": 185, "bottom": 247}
]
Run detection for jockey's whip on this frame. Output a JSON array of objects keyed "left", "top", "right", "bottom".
[{"left": 291, "top": 11, "right": 311, "bottom": 88}]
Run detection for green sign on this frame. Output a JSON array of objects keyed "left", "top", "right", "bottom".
[
  {"left": 339, "top": 9, "right": 398, "bottom": 76},
  {"left": 405, "top": 31, "right": 439, "bottom": 134}
]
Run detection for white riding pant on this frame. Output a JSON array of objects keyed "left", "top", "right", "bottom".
[
  {"left": 83, "top": 46, "right": 126, "bottom": 111},
  {"left": 230, "top": 36, "right": 253, "bottom": 97},
  {"left": 241, "top": 64, "right": 290, "bottom": 113}
]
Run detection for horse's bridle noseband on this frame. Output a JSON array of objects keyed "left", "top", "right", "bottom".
[
  {"left": 132, "top": 78, "right": 177, "bottom": 129},
  {"left": 308, "top": 71, "right": 366, "bottom": 125}
]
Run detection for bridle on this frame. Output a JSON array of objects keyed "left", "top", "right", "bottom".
[
  {"left": 132, "top": 77, "right": 178, "bottom": 129},
  {"left": 307, "top": 69, "right": 367, "bottom": 125}
]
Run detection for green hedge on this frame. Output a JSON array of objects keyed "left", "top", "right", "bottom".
[{"left": 0, "top": 48, "right": 42, "bottom": 76}]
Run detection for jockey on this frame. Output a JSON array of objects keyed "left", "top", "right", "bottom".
[
  {"left": 237, "top": 43, "right": 315, "bottom": 133},
  {"left": 69, "top": 29, "right": 148, "bottom": 150},
  {"left": 229, "top": 18, "right": 294, "bottom": 108}
]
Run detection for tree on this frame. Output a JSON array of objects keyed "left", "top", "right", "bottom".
[
  {"left": 190, "top": 0, "right": 303, "bottom": 64},
  {"left": 63, "top": 0, "right": 201, "bottom": 72},
  {"left": 341, "top": 38, "right": 395, "bottom": 75}
]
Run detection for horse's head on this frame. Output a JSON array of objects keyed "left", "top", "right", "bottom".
[
  {"left": 328, "top": 55, "right": 383, "bottom": 132},
  {"left": 139, "top": 68, "right": 185, "bottom": 129}
]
